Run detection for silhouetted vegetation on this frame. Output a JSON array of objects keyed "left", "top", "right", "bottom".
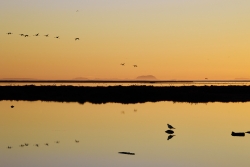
[{"left": 1, "top": 85, "right": 250, "bottom": 104}]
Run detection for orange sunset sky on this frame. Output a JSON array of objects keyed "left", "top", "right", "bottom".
[{"left": 1, "top": 0, "right": 250, "bottom": 80}]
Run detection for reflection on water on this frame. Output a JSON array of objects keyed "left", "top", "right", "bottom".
[
  {"left": 1, "top": 101, "right": 250, "bottom": 167},
  {"left": 1, "top": 81, "right": 250, "bottom": 87}
]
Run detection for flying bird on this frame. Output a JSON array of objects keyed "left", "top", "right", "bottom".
[
  {"left": 167, "top": 124, "right": 175, "bottom": 129},
  {"left": 167, "top": 135, "right": 175, "bottom": 140},
  {"left": 24, "top": 35, "right": 29, "bottom": 37},
  {"left": 34, "top": 33, "right": 39, "bottom": 36}
]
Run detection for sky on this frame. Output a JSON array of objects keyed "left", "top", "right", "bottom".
[{"left": 1, "top": 0, "right": 250, "bottom": 80}]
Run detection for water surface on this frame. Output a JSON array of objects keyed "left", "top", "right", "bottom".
[{"left": 1, "top": 101, "right": 250, "bottom": 167}]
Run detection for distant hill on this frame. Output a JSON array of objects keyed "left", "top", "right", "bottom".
[
  {"left": 73, "top": 77, "right": 89, "bottom": 80},
  {"left": 136, "top": 75, "right": 157, "bottom": 80}
]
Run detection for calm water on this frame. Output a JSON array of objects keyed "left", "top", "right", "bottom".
[
  {"left": 1, "top": 81, "right": 250, "bottom": 87},
  {"left": 1, "top": 100, "right": 250, "bottom": 167}
]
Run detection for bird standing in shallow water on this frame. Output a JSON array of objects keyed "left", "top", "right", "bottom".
[
  {"left": 167, "top": 124, "right": 175, "bottom": 129},
  {"left": 165, "top": 130, "right": 174, "bottom": 134}
]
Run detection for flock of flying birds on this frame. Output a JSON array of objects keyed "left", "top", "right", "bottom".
[
  {"left": 6, "top": 32, "right": 80, "bottom": 41},
  {"left": 120, "top": 63, "right": 137, "bottom": 68},
  {"left": 6, "top": 32, "right": 139, "bottom": 67}
]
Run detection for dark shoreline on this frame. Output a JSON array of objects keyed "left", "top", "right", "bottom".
[{"left": 1, "top": 85, "right": 250, "bottom": 104}]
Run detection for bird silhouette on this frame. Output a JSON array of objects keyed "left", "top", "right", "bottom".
[
  {"left": 45, "top": 143, "right": 49, "bottom": 146},
  {"left": 167, "top": 124, "right": 175, "bottom": 129},
  {"left": 55, "top": 36, "right": 60, "bottom": 39},
  {"left": 75, "top": 38, "right": 80, "bottom": 40},
  {"left": 24, "top": 143, "right": 29, "bottom": 146},
  {"left": 34, "top": 33, "right": 39, "bottom": 36},
  {"left": 6, "top": 32, "right": 12, "bottom": 35},
  {"left": 44, "top": 34, "right": 49, "bottom": 37},
  {"left": 121, "top": 63, "right": 125, "bottom": 66},
  {"left": 11, "top": 105, "right": 14, "bottom": 108},
  {"left": 7, "top": 146, "right": 12, "bottom": 149},
  {"left": 133, "top": 65, "right": 137, "bottom": 67},
  {"left": 167, "top": 135, "right": 175, "bottom": 140},
  {"left": 19, "top": 34, "right": 24, "bottom": 36},
  {"left": 35, "top": 144, "right": 39, "bottom": 147},
  {"left": 75, "top": 140, "right": 79, "bottom": 143},
  {"left": 231, "top": 131, "right": 245, "bottom": 137},
  {"left": 24, "top": 35, "right": 29, "bottom": 37},
  {"left": 165, "top": 130, "right": 174, "bottom": 134}
]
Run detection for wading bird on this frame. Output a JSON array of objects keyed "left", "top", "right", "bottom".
[
  {"left": 167, "top": 124, "right": 175, "bottom": 129},
  {"left": 165, "top": 130, "right": 174, "bottom": 134}
]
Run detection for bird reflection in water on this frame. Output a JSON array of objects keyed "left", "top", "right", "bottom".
[{"left": 167, "top": 135, "right": 175, "bottom": 140}]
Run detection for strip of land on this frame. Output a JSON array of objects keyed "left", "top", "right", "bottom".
[{"left": 1, "top": 85, "right": 250, "bottom": 104}]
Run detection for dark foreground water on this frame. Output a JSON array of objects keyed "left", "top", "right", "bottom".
[{"left": 1, "top": 100, "right": 250, "bottom": 167}]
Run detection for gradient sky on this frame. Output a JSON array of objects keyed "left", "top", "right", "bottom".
[{"left": 1, "top": 0, "right": 250, "bottom": 80}]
